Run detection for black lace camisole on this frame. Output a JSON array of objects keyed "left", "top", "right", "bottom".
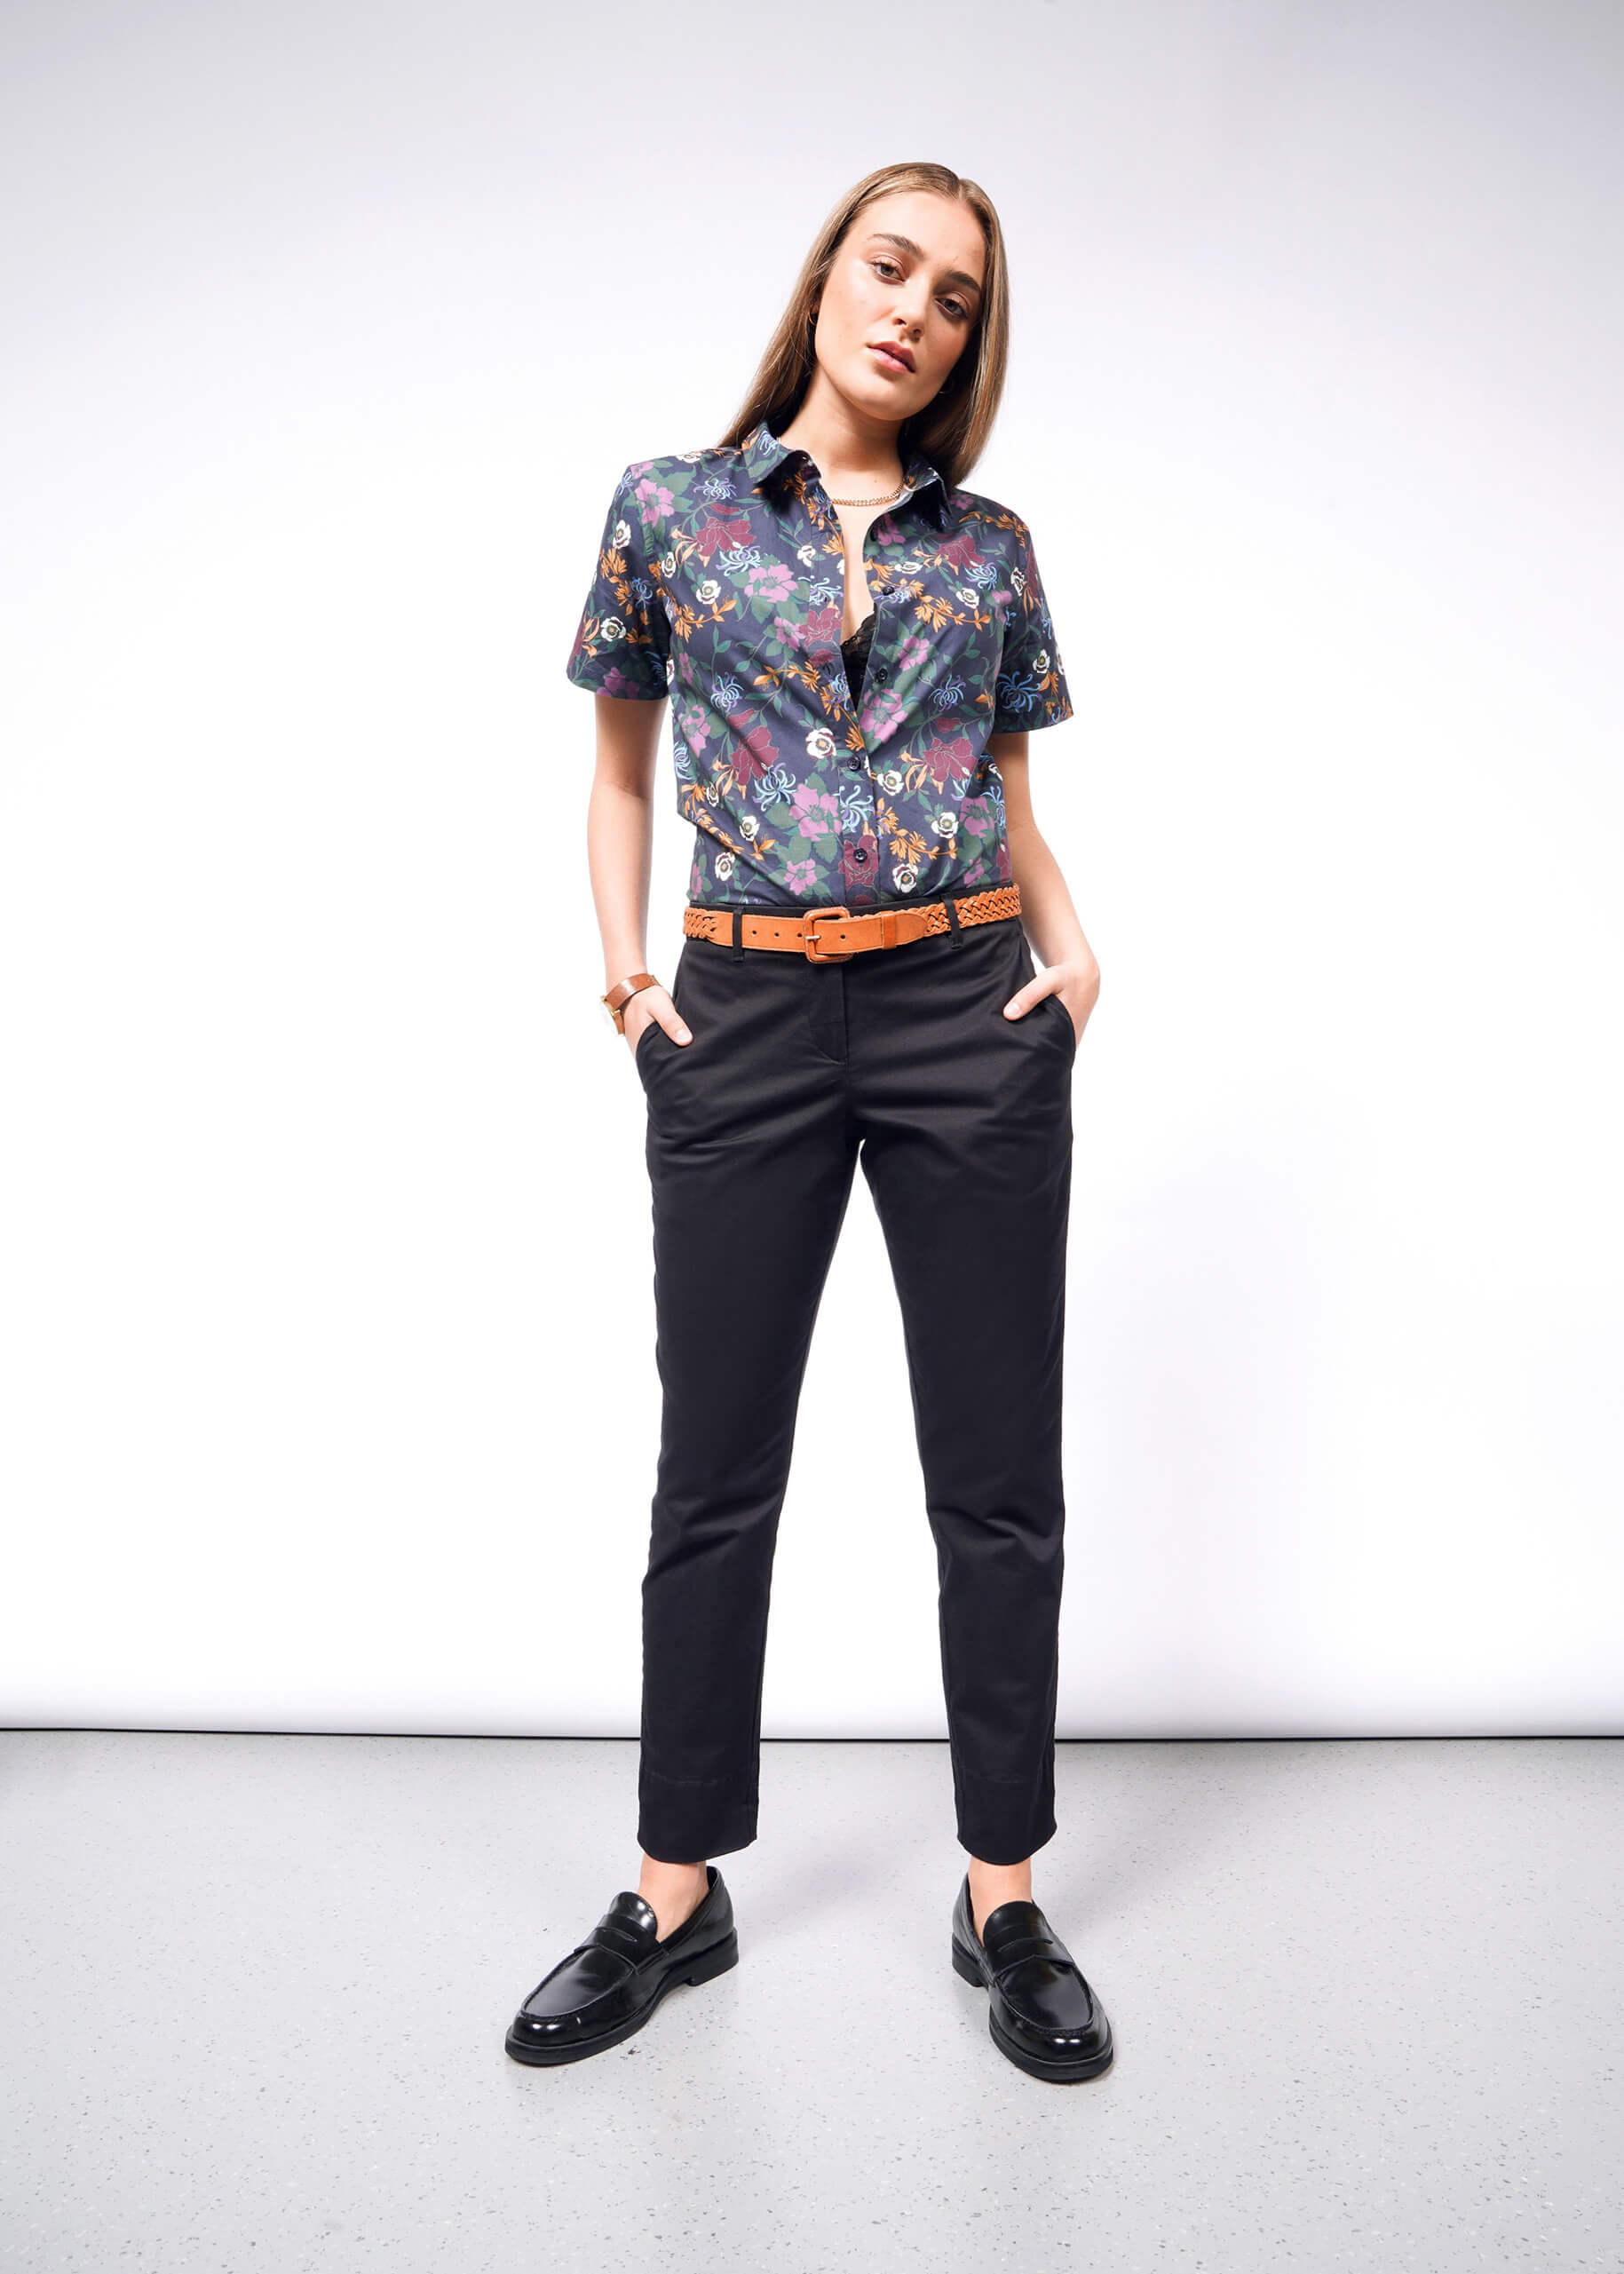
[{"left": 840, "top": 610, "right": 876, "bottom": 709}]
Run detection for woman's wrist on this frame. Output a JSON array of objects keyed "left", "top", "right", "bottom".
[
  {"left": 602, "top": 942, "right": 648, "bottom": 986},
  {"left": 601, "top": 971, "right": 661, "bottom": 1033}
]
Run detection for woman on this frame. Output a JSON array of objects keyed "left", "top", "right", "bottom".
[{"left": 506, "top": 162, "right": 1112, "bottom": 2086}]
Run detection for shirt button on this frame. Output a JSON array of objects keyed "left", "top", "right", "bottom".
[
  {"left": 852, "top": 847, "right": 869, "bottom": 865},
  {"left": 875, "top": 667, "right": 889, "bottom": 681}
]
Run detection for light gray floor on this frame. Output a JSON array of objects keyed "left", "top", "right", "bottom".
[{"left": 1, "top": 1732, "right": 1620, "bottom": 2271}]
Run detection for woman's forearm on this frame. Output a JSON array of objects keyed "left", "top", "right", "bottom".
[
  {"left": 1008, "top": 812, "right": 1092, "bottom": 973},
  {"left": 588, "top": 771, "right": 657, "bottom": 989},
  {"left": 996, "top": 741, "right": 1101, "bottom": 1037},
  {"left": 585, "top": 691, "right": 666, "bottom": 990}
]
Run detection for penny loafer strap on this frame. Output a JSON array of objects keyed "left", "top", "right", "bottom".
[
  {"left": 582, "top": 1890, "right": 661, "bottom": 1964},
  {"left": 986, "top": 1929, "right": 1073, "bottom": 1973},
  {"left": 586, "top": 1922, "right": 651, "bottom": 1963}
]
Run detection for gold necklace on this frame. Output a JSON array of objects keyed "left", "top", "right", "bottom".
[{"left": 827, "top": 479, "right": 907, "bottom": 506}]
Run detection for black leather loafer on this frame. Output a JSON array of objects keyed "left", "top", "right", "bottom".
[
  {"left": 951, "top": 1875, "right": 1113, "bottom": 2082},
  {"left": 505, "top": 1865, "right": 738, "bottom": 2066}
]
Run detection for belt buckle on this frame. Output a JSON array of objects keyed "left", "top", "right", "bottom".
[{"left": 802, "top": 905, "right": 855, "bottom": 963}]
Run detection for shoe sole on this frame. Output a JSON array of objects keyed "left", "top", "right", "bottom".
[
  {"left": 951, "top": 1935, "right": 1114, "bottom": 2084},
  {"left": 505, "top": 1929, "right": 740, "bottom": 2067}
]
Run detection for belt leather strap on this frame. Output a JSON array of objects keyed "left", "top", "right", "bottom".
[{"left": 683, "top": 883, "right": 1023, "bottom": 965}]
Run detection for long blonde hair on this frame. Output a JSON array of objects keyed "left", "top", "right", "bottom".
[{"left": 719, "top": 161, "right": 1009, "bottom": 495}]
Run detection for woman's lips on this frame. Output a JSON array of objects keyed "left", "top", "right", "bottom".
[{"left": 867, "top": 343, "right": 912, "bottom": 375}]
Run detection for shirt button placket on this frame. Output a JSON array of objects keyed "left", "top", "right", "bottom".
[{"left": 833, "top": 518, "right": 885, "bottom": 899}]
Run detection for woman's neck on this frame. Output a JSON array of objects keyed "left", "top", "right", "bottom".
[{"left": 777, "top": 386, "right": 904, "bottom": 496}]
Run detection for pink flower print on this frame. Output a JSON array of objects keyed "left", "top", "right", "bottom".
[
  {"left": 631, "top": 474, "right": 676, "bottom": 525},
  {"left": 862, "top": 686, "right": 907, "bottom": 740},
  {"left": 598, "top": 661, "right": 656, "bottom": 701},
  {"left": 790, "top": 780, "right": 840, "bottom": 839},
  {"left": 782, "top": 858, "right": 821, "bottom": 897},
  {"left": 746, "top": 559, "right": 795, "bottom": 602}
]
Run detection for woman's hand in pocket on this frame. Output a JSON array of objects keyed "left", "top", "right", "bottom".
[
  {"left": 623, "top": 985, "right": 692, "bottom": 1056},
  {"left": 1004, "top": 956, "right": 1098, "bottom": 1049}
]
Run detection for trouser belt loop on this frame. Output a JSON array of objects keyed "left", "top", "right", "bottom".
[
  {"left": 732, "top": 909, "right": 746, "bottom": 962},
  {"left": 942, "top": 892, "right": 963, "bottom": 951}
]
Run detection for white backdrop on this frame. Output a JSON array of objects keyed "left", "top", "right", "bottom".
[{"left": 3, "top": 0, "right": 1620, "bottom": 1738}]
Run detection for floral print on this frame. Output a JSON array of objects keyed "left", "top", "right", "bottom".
[{"left": 565, "top": 420, "right": 1072, "bottom": 909}]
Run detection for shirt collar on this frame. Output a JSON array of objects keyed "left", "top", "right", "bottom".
[{"left": 741, "top": 420, "right": 951, "bottom": 528}]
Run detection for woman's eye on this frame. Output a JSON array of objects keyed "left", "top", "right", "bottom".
[{"left": 873, "top": 257, "right": 970, "bottom": 322}]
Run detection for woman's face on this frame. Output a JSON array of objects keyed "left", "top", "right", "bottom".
[{"left": 811, "top": 189, "right": 986, "bottom": 424}]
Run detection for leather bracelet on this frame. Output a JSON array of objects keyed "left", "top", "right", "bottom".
[{"left": 600, "top": 971, "right": 660, "bottom": 1034}]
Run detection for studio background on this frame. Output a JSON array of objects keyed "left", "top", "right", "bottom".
[{"left": 3, "top": 0, "right": 1620, "bottom": 1739}]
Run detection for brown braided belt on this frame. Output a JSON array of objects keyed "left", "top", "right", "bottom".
[{"left": 683, "top": 883, "right": 1023, "bottom": 966}]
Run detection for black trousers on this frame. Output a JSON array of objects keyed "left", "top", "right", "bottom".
[{"left": 632, "top": 903, "right": 1077, "bottom": 1868}]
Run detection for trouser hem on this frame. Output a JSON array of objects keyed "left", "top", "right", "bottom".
[
  {"left": 638, "top": 1771, "right": 759, "bottom": 1864},
  {"left": 955, "top": 1817, "right": 1058, "bottom": 1867},
  {"left": 954, "top": 1761, "right": 1058, "bottom": 1866}
]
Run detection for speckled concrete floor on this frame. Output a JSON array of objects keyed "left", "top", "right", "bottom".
[{"left": 0, "top": 1732, "right": 1619, "bottom": 2271}]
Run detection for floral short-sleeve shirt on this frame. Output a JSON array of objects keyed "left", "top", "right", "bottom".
[{"left": 565, "top": 420, "right": 1072, "bottom": 910}]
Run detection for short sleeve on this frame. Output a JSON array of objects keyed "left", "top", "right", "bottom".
[
  {"left": 564, "top": 462, "right": 672, "bottom": 701},
  {"left": 991, "top": 517, "right": 1073, "bottom": 733}
]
